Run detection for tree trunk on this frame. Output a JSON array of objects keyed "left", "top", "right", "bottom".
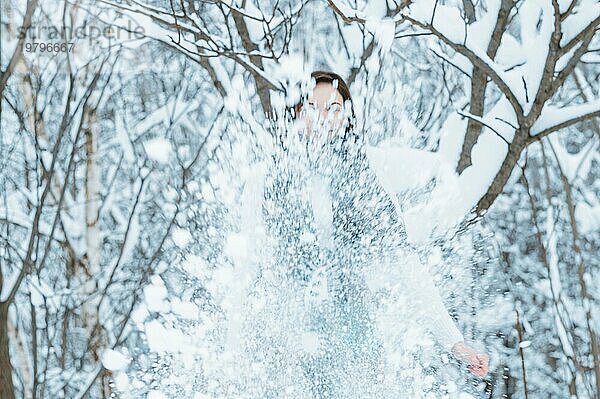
[
  {"left": 457, "top": 67, "right": 488, "bottom": 173},
  {"left": 456, "top": 0, "right": 514, "bottom": 174},
  {"left": 83, "top": 108, "right": 112, "bottom": 397},
  {"left": 0, "top": 303, "right": 16, "bottom": 399},
  {"left": 475, "top": 132, "right": 527, "bottom": 214},
  {"left": 85, "top": 109, "right": 100, "bottom": 281}
]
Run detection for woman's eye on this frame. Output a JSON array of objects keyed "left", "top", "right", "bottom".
[
  {"left": 328, "top": 104, "right": 342, "bottom": 112},
  {"left": 300, "top": 104, "right": 318, "bottom": 118}
]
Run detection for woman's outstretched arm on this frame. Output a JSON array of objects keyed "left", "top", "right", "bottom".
[
  {"left": 366, "top": 145, "right": 489, "bottom": 376},
  {"left": 399, "top": 251, "right": 489, "bottom": 376},
  {"left": 399, "top": 251, "right": 464, "bottom": 351}
]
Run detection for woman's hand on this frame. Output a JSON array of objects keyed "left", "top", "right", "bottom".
[{"left": 451, "top": 341, "right": 489, "bottom": 377}]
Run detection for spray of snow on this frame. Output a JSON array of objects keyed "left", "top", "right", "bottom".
[{"left": 108, "top": 92, "right": 492, "bottom": 398}]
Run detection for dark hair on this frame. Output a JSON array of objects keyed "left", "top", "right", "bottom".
[{"left": 293, "top": 70, "right": 357, "bottom": 140}]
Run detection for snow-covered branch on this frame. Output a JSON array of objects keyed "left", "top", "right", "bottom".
[{"left": 530, "top": 99, "right": 600, "bottom": 141}]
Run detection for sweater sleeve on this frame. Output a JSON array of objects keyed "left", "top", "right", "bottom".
[
  {"left": 399, "top": 250, "right": 464, "bottom": 351},
  {"left": 365, "top": 145, "right": 463, "bottom": 350}
]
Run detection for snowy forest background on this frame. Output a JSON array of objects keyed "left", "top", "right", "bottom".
[{"left": 1, "top": 0, "right": 599, "bottom": 398}]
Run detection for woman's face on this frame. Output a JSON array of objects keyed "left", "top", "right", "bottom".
[{"left": 297, "top": 81, "right": 346, "bottom": 137}]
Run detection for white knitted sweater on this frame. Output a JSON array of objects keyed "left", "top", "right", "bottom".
[{"left": 238, "top": 148, "right": 465, "bottom": 351}]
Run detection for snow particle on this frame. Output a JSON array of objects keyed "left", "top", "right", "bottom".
[
  {"left": 101, "top": 349, "right": 131, "bottom": 371},
  {"left": 143, "top": 138, "right": 172, "bottom": 164}
]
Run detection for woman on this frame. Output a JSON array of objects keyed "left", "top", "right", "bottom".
[{"left": 239, "top": 70, "right": 489, "bottom": 396}]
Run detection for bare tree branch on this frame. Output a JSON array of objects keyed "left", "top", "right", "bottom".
[
  {"left": 0, "top": 0, "right": 39, "bottom": 102},
  {"left": 529, "top": 107, "right": 600, "bottom": 143}
]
